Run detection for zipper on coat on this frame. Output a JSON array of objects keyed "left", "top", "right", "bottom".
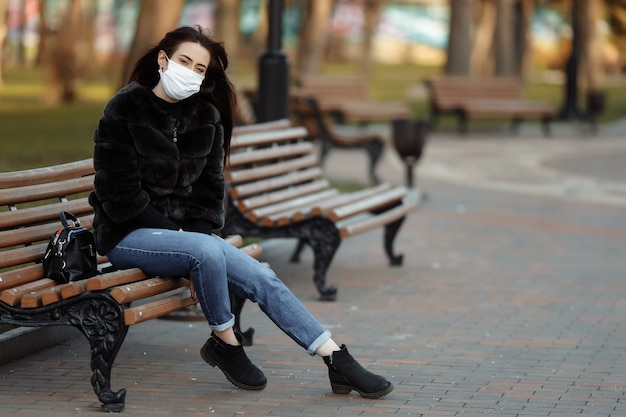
[{"left": 172, "top": 121, "right": 180, "bottom": 143}]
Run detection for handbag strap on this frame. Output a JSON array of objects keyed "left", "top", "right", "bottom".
[{"left": 59, "top": 211, "right": 80, "bottom": 228}]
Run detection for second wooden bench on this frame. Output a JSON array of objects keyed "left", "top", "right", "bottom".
[
  {"left": 223, "top": 122, "right": 419, "bottom": 301},
  {"left": 424, "top": 76, "right": 557, "bottom": 135}
]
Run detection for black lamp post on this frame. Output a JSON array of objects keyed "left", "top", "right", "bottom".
[
  {"left": 256, "top": 0, "right": 289, "bottom": 122},
  {"left": 559, "top": 0, "right": 584, "bottom": 120},
  {"left": 391, "top": 119, "right": 428, "bottom": 189}
]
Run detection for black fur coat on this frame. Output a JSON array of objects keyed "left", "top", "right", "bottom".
[{"left": 89, "top": 82, "right": 225, "bottom": 254}]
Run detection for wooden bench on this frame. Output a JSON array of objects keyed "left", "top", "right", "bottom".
[
  {"left": 290, "top": 94, "right": 385, "bottom": 184},
  {"left": 222, "top": 122, "right": 419, "bottom": 301},
  {"left": 0, "top": 159, "right": 263, "bottom": 412},
  {"left": 293, "top": 74, "right": 412, "bottom": 124},
  {"left": 424, "top": 76, "right": 557, "bottom": 135}
]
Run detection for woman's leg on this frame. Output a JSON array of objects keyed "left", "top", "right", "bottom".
[
  {"left": 108, "top": 229, "right": 392, "bottom": 397},
  {"left": 107, "top": 228, "right": 267, "bottom": 389},
  {"left": 106, "top": 228, "right": 235, "bottom": 330},
  {"left": 213, "top": 234, "right": 332, "bottom": 354},
  {"left": 214, "top": 237, "right": 394, "bottom": 398}
]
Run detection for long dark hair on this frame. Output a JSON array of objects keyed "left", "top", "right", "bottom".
[{"left": 129, "top": 26, "right": 236, "bottom": 158}]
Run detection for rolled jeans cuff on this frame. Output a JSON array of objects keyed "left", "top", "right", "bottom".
[
  {"left": 306, "top": 330, "right": 332, "bottom": 356},
  {"left": 209, "top": 315, "right": 236, "bottom": 333}
]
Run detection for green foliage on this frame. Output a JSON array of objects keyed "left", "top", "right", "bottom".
[{"left": 0, "top": 67, "right": 109, "bottom": 171}]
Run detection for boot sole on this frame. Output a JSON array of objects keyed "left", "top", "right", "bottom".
[
  {"left": 331, "top": 381, "right": 394, "bottom": 399},
  {"left": 200, "top": 345, "right": 267, "bottom": 391}
]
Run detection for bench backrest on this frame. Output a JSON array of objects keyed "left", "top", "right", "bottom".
[
  {"left": 424, "top": 76, "right": 524, "bottom": 108},
  {"left": 294, "top": 74, "right": 370, "bottom": 101},
  {"left": 227, "top": 125, "right": 323, "bottom": 221},
  {"left": 0, "top": 159, "right": 96, "bottom": 297},
  {"left": 0, "top": 157, "right": 261, "bottom": 321}
]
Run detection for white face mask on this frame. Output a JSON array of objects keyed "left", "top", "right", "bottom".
[{"left": 158, "top": 55, "right": 205, "bottom": 100}]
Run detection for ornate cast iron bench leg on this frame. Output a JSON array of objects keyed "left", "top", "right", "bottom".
[{"left": 71, "top": 294, "right": 129, "bottom": 412}]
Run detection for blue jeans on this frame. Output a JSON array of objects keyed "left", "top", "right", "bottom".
[{"left": 106, "top": 228, "right": 331, "bottom": 355}]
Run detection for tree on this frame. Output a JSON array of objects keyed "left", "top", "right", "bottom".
[
  {"left": 361, "top": 0, "right": 382, "bottom": 80},
  {"left": 0, "top": 0, "right": 7, "bottom": 87},
  {"left": 494, "top": 0, "right": 516, "bottom": 76},
  {"left": 516, "top": 0, "right": 535, "bottom": 78},
  {"left": 470, "top": 0, "right": 496, "bottom": 75},
  {"left": 445, "top": 0, "right": 473, "bottom": 75},
  {"left": 579, "top": 0, "right": 605, "bottom": 92},
  {"left": 49, "top": 0, "right": 83, "bottom": 102},
  {"left": 119, "top": 0, "right": 185, "bottom": 88},
  {"left": 213, "top": 0, "right": 242, "bottom": 68},
  {"left": 296, "top": 0, "right": 334, "bottom": 74}
]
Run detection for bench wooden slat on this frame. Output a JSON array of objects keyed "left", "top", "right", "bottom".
[
  {"left": 328, "top": 187, "right": 410, "bottom": 222},
  {"left": 0, "top": 176, "right": 94, "bottom": 207},
  {"left": 0, "top": 159, "right": 93, "bottom": 189},
  {"left": 44, "top": 281, "right": 85, "bottom": 305},
  {"left": 85, "top": 268, "right": 150, "bottom": 291},
  {"left": 233, "top": 118, "right": 292, "bottom": 135},
  {"left": 231, "top": 168, "right": 324, "bottom": 200},
  {"left": 229, "top": 127, "right": 308, "bottom": 149},
  {"left": 255, "top": 189, "right": 340, "bottom": 226},
  {"left": 228, "top": 142, "right": 314, "bottom": 167},
  {"left": 110, "top": 277, "right": 188, "bottom": 304},
  {"left": 20, "top": 282, "right": 70, "bottom": 308},
  {"left": 0, "top": 278, "right": 57, "bottom": 306},
  {"left": 0, "top": 242, "right": 47, "bottom": 269},
  {"left": 0, "top": 214, "right": 94, "bottom": 248},
  {"left": 0, "top": 264, "right": 44, "bottom": 291},
  {"left": 123, "top": 291, "right": 195, "bottom": 325},
  {"left": 239, "top": 179, "right": 330, "bottom": 213},
  {"left": 0, "top": 197, "right": 92, "bottom": 229},
  {"left": 226, "top": 154, "right": 318, "bottom": 184},
  {"left": 310, "top": 183, "right": 392, "bottom": 216},
  {"left": 337, "top": 203, "right": 418, "bottom": 238}
]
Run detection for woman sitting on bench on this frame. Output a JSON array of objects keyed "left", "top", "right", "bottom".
[{"left": 89, "top": 25, "right": 393, "bottom": 399}]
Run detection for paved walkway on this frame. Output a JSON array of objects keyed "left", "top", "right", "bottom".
[{"left": 1, "top": 122, "right": 625, "bottom": 416}]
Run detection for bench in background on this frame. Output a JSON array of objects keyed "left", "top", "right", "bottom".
[
  {"left": 0, "top": 159, "right": 262, "bottom": 412},
  {"left": 223, "top": 122, "right": 419, "bottom": 301},
  {"left": 293, "top": 74, "right": 412, "bottom": 124},
  {"left": 424, "top": 76, "right": 557, "bottom": 135},
  {"left": 290, "top": 94, "right": 385, "bottom": 184}
]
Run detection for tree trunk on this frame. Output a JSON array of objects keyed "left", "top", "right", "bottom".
[
  {"left": 35, "top": 0, "right": 48, "bottom": 66},
  {"left": 580, "top": 0, "right": 604, "bottom": 91},
  {"left": 494, "top": 0, "right": 515, "bottom": 76},
  {"left": 49, "top": 0, "right": 83, "bottom": 103},
  {"left": 120, "top": 0, "right": 185, "bottom": 88},
  {"left": 0, "top": 0, "right": 7, "bottom": 87},
  {"left": 470, "top": 0, "right": 496, "bottom": 75},
  {"left": 213, "top": 0, "right": 241, "bottom": 68},
  {"left": 251, "top": 0, "right": 268, "bottom": 54},
  {"left": 514, "top": 0, "right": 535, "bottom": 79},
  {"left": 361, "top": 0, "right": 382, "bottom": 81},
  {"left": 296, "top": 0, "right": 333, "bottom": 74},
  {"left": 445, "top": 0, "right": 473, "bottom": 75}
]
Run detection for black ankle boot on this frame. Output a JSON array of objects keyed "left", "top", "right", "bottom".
[
  {"left": 200, "top": 334, "right": 267, "bottom": 390},
  {"left": 323, "top": 345, "right": 393, "bottom": 399}
]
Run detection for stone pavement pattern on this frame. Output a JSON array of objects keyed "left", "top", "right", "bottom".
[{"left": 1, "top": 124, "right": 625, "bottom": 416}]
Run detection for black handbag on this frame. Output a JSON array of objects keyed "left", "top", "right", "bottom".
[{"left": 43, "top": 211, "right": 99, "bottom": 284}]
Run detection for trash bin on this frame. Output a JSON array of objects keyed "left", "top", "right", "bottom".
[{"left": 391, "top": 119, "right": 428, "bottom": 188}]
